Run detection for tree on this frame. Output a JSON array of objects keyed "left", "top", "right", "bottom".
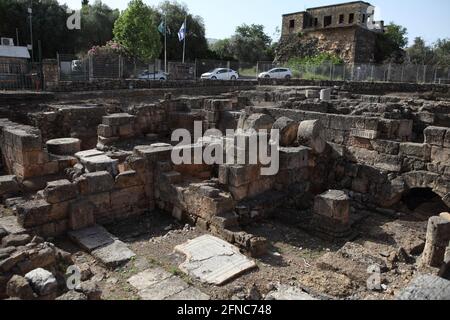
[
  {"left": 113, "top": 0, "right": 162, "bottom": 61},
  {"left": 374, "top": 22, "right": 408, "bottom": 63},
  {"left": 0, "top": 0, "right": 77, "bottom": 59},
  {"left": 384, "top": 23, "right": 408, "bottom": 49},
  {"left": 434, "top": 39, "right": 450, "bottom": 65},
  {"left": 156, "top": 1, "right": 210, "bottom": 61},
  {"left": 74, "top": 0, "right": 119, "bottom": 53},
  {"left": 210, "top": 24, "right": 274, "bottom": 63},
  {"left": 406, "top": 37, "right": 436, "bottom": 64},
  {"left": 210, "top": 39, "right": 234, "bottom": 60},
  {"left": 229, "top": 24, "right": 273, "bottom": 63}
]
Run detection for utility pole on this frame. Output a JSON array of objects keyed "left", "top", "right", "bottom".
[
  {"left": 16, "top": 28, "right": 20, "bottom": 46},
  {"left": 182, "top": 16, "right": 187, "bottom": 63},
  {"left": 164, "top": 13, "right": 167, "bottom": 72},
  {"left": 28, "top": 0, "right": 34, "bottom": 62}
]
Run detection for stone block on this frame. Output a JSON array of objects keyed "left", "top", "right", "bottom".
[
  {"left": 0, "top": 175, "right": 19, "bottom": 196},
  {"left": 114, "top": 170, "right": 141, "bottom": 189},
  {"left": 111, "top": 186, "right": 145, "bottom": 209},
  {"left": 97, "top": 125, "right": 115, "bottom": 138},
  {"left": 69, "top": 200, "right": 95, "bottom": 231},
  {"left": 314, "top": 190, "right": 350, "bottom": 224},
  {"left": 46, "top": 138, "right": 81, "bottom": 155},
  {"left": 272, "top": 117, "right": 298, "bottom": 147},
  {"left": 242, "top": 113, "right": 274, "bottom": 132},
  {"left": 43, "top": 179, "right": 78, "bottom": 204},
  {"left": 351, "top": 129, "right": 378, "bottom": 140},
  {"left": 227, "top": 165, "right": 260, "bottom": 187},
  {"left": 76, "top": 171, "right": 114, "bottom": 195},
  {"left": 102, "top": 113, "right": 135, "bottom": 126},
  {"left": 399, "top": 143, "right": 431, "bottom": 161},
  {"left": 297, "top": 120, "right": 326, "bottom": 154},
  {"left": 279, "top": 147, "right": 309, "bottom": 170},
  {"left": 431, "top": 146, "right": 450, "bottom": 164},
  {"left": 424, "top": 126, "right": 446, "bottom": 147},
  {"left": 17, "top": 200, "right": 52, "bottom": 228},
  {"left": 81, "top": 155, "right": 119, "bottom": 176},
  {"left": 25, "top": 268, "right": 58, "bottom": 297}
]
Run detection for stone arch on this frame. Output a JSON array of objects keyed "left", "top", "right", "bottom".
[{"left": 401, "top": 171, "right": 450, "bottom": 208}]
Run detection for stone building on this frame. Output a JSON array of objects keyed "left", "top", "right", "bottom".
[{"left": 280, "top": 1, "right": 384, "bottom": 63}]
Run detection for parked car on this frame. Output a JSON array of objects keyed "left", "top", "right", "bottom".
[
  {"left": 138, "top": 70, "right": 168, "bottom": 81},
  {"left": 201, "top": 68, "right": 239, "bottom": 80},
  {"left": 258, "top": 68, "right": 293, "bottom": 80}
]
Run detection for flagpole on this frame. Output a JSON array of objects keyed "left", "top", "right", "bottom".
[
  {"left": 164, "top": 14, "right": 167, "bottom": 72},
  {"left": 182, "top": 16, "right": 187, "bottom": 63}
]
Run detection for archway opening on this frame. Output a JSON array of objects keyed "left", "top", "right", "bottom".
[{"left": 401, "top": 188, "right": 449, "bottom": 219}]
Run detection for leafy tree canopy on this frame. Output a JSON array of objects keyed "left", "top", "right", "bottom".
[{"left": 113, "top": 0, "right": 162, "bottom": 61}]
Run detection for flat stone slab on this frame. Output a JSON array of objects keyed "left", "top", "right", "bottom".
[
  {"left": 265, "top": 284, "right": 317, "bottom": 300},
  {"left": 397, "top": 275, "right": 450, "bottom": 300},
  {"left": 128, "top": 268, "right": 210, "bottom": 300},
  {"left": 92, "top": 240, "right": 136, "bottom": 268},
  {"left": 68, "top": 225, "right": 115, "bottom": 252},
  {"left": 175, "top": 235, "right": 257, "bottom": 285},
  {"left": 75, "top": 149, "right": 104, "bottom": 161},
  {"left": 0, "top": 215, "right": 26, "bottom": 235}
]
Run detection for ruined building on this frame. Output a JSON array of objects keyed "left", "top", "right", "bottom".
[
  {"left": 279, "top": 1, "right": 385, "bottom": 63},
  {"left": 0, "top": 77, "right": 450, "bottom": 300}
]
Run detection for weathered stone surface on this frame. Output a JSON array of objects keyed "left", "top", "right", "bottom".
[
  {"left": 55, "top": 290, "right": 88, "bottom": 300},
  {"left": 320, "top": 88, "right": 332, "bottom": 101},
  {"left": 91, "top": 240, "right": 136, "bottom": 268},
  {"left": 0, "top": 216, "right": 26, "bottom": 235},
  {"left": 175, "top": 235, "right": 257, "bottom": 285},
  {"left": 76, "top": 171, "right": 114, "bottom": 195},
  {"left": 314, "top": 190, "right": 350, "bottom": 223},
  {"left": 0, "top": 175, "right": 19, "bottom": 196},
  {"left": 397, "top": 275, "right": 450, "bottom": 300},
  {"left": 43, "top": 179, "right": 78, "bottom": 204},
  {"left": 2, "top": 234, "right": 31, "bottom": 247},
  {"left": 68, "top": 225, "right": 115, "bottom": 251},
  {"left": 424, "top": 126, "right": 447, "bottom": 147},
  {"left": 6, "top": 275, "right": 35, "bottom": 300},
  {"left": 81, "top": 155, "right": 119, "bottom": 176},
  {"left": 25, "top": 268, "right": 58, "bottom": 297},
  {"left": 16, "top": 200, "right": 52, "bottom": 228},
  {"left": 68, "top": 200, "right": 95, "bottom": 231},
  {"left": 74, "top": 280, "right": 102, "bottom": 300},
  {"left": 421, "top": 216, "right": 450, "bottom": 268},
  {"left": 46, "top": 138, "right": 81, "bottom": 155},
  {"left": 128, "top": 267, "right": 210, "bottom": 300},
  {"left": 272, "top": 117, "right": 298, "bottom": 147},
  {"left": 243, "top": 113, "right": 274, "bottom": 132},
  {"left": 297, "top": 120, "right": 326, "bottom": 154},
  {"left": 265, "top": 284, "right": 317, "bottom": 300}
]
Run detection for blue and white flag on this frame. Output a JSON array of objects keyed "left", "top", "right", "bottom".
[{"left": 178, "top": 21, "right": 186, "bottom": 42}]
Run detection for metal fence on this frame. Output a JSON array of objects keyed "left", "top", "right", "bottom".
[
  {"left": 257, "top": 61, "right": 450, "bottom": 84},
  {"left": 0, "top": 62, "right": 42, "bottom": 91}
]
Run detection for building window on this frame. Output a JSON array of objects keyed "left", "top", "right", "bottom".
[
  {"left": 314, "top": 17, "right": 318, "bottom": 27},
  {"left": 289, "top": 19, "right": 295, "bottom": 28},
  {"left": 324, "top": 15, "right": 332, "bottom": 27},
  {"left": 339, "top": 14, "right": 344, "bottom": 24},
  {"left": 362, "top": 14, "right": 366, "bottom": 23},
  {"left": 349, "top": 13, "right": 354, "bottom": 23}
]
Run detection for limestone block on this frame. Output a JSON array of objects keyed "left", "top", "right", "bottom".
[
  {"left": 243, "top": 113, "right": 274, "bottom": 132},
  {"left": 76, "top": 171, "right": 114, "bottom": 195},
  {"left": 351, "top": 129, "right": 378, "bottom": 140},
  {"left": 46, "top": 138, "right": 81, "bottom": 156},
  {"left": 97, "top": 125, "right": 115, "bottom": 138},
  {"left": 17, "top": 200, "right": 52, "bottom": 228},
  {"left": 227, "top": 165, "right": 260, "bottom": 187},
  {"left": 320, "top": 88, "right": 332, "bottom": 101},
  {"left": 25, "top": 268, "right": 58, "bottom": 297},
  {"left": 297, "top": 120, "right": 326, "bottom": 154},
  {"left": 314, "top": 190, "right": 350, "bottom": 224},
  {"left": 431, "top": 146, "right": 450, "bottom": 164},
  {"left": 81, "top": 154, "right": 119, "bottom": 176},
  {"left": 305, "top": 89, "right": 319, "bottom": 99},
  {"left": 0, "top": 175, "right": 19, "bottom": 196},
  {"left": 43, "top": 179, "right": 78, "bottom": 204},
  {"left": 272, "top": 117, "right": 298, "bottom": 147},
  {"left": 424, "top": 126, "right": 446, "bottom": 147},
  {"left": 69, "top": 200, "right": 95, "bottom": 231},
  {"left": 279, "top": 147, "right": 309, "bottom": 170},
  {"left": 370, "top": 140, "right": 399, "bottom": 155},
  {"left": 399, "top": 143, "right": 431, "bottom": 161},
  {"left": 102, "top": 113, "right": 135, "bottom": 127},
  {"left": 114, "top": 170, "right": 141, "bottom": 189},
  {"left": 6, "top": 275, "right": 35, "bottom": 300}
]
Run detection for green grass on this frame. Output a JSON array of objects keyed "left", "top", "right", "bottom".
[{"left": 239, "top": 67, "right": 257, "bottom": 78}]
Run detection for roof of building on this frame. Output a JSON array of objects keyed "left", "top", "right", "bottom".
[
  {"left": 283, "top": 1, "right": 372, "bottom": 16},
  {"left": 0, "top": 45, "right": 31, "bottom": 59}
]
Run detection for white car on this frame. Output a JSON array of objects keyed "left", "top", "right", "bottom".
[
  {"left": 138, "top": 70, "right": 168, "bottom": 81},
  {"left": 201, "top": 68, "right": 239, "bottom": 80},
  {"left": 258, "top": 68, "right": 293, "bottom": 80}
]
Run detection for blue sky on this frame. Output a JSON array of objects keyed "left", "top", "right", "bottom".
[{"left": 58, "top": 0, "right": 450, "bottom": 45}]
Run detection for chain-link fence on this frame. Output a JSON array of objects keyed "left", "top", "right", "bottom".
[
  {"left": 55, "top": 54, "right": 450, "bottom": 84},
  {"left": 257, "top": 61, "right": 450, "bottom": 84}
]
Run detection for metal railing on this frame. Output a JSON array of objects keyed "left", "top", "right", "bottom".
[{"left": 0, "top": 62, "right": 42, "bottom": 91}]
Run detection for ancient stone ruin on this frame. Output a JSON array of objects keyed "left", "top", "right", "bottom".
[{"left": 1, "top": 80, "right": 450, "bottom": 300}]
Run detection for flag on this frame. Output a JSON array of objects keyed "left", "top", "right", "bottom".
[
  {"left": 158, "top": 21, "right": 165, "bottom": 34},
  {"left": 178, "top": 21, "right": 186, "bottom": 42}
]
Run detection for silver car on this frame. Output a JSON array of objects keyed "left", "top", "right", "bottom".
[
  {"left": 138, "top": 70, "right": 168, "bottom": 81},
  {"left": 258, "top": 68, "right": 293, "bottom": 80}
]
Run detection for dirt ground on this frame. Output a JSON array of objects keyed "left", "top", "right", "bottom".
[{"left": 45, "top": 204, "right": 433, "bottom": 301}]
